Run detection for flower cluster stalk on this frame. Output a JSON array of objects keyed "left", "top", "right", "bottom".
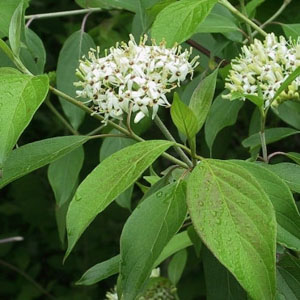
[{"left": 49, "top": 86, "right": 190, "bottom": 169}]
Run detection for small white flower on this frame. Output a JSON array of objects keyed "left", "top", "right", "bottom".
[
  {"left": 224, "top": 33, "right": 300, "bottom": 107},
  {"left": 75, "top": 35, "right": 198, "bottom": 124}
]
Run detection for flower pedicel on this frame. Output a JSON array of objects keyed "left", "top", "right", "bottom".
[
  {"left": 224, "top": 33, "right": 300, "bottom": 108},
  {"left": 75, "top": 35, "right": 198, "bottom": 124}
]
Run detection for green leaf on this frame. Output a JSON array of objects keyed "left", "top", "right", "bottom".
[
  {"left": 168, "top": 249, "right": 187, "bottom": 285},
  {"left": 76, "top": 255, "right": 120, "bottom": 286},
  {"left": 231, "top": 160, "right": 300, "bottom": 251},
  {"left": 0, "top": 136, "right": 90, "bottom": 189},
  {"left": 120, "top": 181, "right": 187, "bottom": 300},
  {"left": 242, "top": 127, "right": 299, "bottom": 149},
  {"left": 205, "top": 94, "right": 243, "bottom": 153},
  {"left": 56, "top": 31, "right": 95, "bottom": 130},
  {"left": 273, "top": 101, "right": 300, "bottom": 130},
  {"left": 187, "top": 226, "right": 202, "bottom": 257},
  {"left": 281, "top": 24, "right": 300, "bottom": 41},
  {"left": 187, "top": 159, "right": 276, "bottom": 300},
  {"left": 231, "top": 91, "right": 264, "bottom": 107},
  {"left": 189, "top": 68, "right": 218, "bottom": 132},
  {"left": 146, "top": 0, "right": 176, "bottom": 25},
  {"left": 151, "top": 0, "right": 218, "bottom": 46},
  {"left": 0, "top": 0, "right": 28, "bottom": 38},
  {"left": 245, "top": 0, "right": 265, "bottom": 17},
  {"left": 0, "top": 39, "right": 15, "bottom": 62},
  {"left": 76, "top": 230, "right": 192, "bottom": 286},
  {"left": 203, "top": 246, "right": 247, "bottom": 300},
  {"left": 0, "top": 71, "right": 49, "bottom": 168},
  {"left": 277, "top": 254, "right": 300, "bottom": 299},
  {"left": 272, "top": 67, "right": 300, "bottom": 104},
  {"left": 155, "top": 231, "right": 192, "bottom": 265},
  {"left": 262, "top": 163, "right": 300, "bottom": 194},
  {"left": 9, "top": 2, "right": 24, "bottom": 56},
  {"left": 100, "top": 131, "right": 136, "bottom": 210},
  {"left": 196, "top": 5, "right": 239, "bottom": 33},
  {"left": 48, "top": 146, "right": 84, "bottom": 206},
  {"left": 55, "top": 200, "right": 70, "bottom": 246},
  {"left": 65, "top": 140, "right": 173, "bottom": 259},
  {"left": 171, "top": 92, "right": 198, "bottom": 139},
  {"left": 20, "top": 28, "right": 46, "bottom": 75},
  {"left": 285, "top": 152, "right": 300, "bottom": 165},
  {"left": 100, "top": 132, "right": 136, "bottom": 161}
]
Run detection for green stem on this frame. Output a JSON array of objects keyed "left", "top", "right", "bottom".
[
  {"left": 0, "top": 259, "right": 56, "bottom": 300},
  {"left": 239, "top": 0, "right": 253, "bottom": 42},
  {"left": 189, "top": 137, "right": 198, "bottom": 167},
  {"left": 86, "top": 125, "right": 106, "bottom": 136},
  {"left": 260, "top": 112, "right": 268, "bottom": 163},
  {"left": 219, "top": 0, "right": 267, "bottom": 37},
  {"left": 154, "top": 116, "right": 193, "bottom": 168},
  {"left": 45, "top": 99, "right": 79, "bottom": 135},
  {"left": 250, "top": 0, "right": 291, "bottom": 39},
  {"left": 49, "top": 86, "right": 189, "bottom": 169},
  {"left": 25, "top": 8, "right": 102, "bottom": 20}
]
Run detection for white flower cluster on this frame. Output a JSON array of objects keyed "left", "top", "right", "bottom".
[
  {"left": 224, "top": 33, "right": 300, "bottom": 107},
  {"left": 75, "top": 35, "right": 198, "bottom": 123}
]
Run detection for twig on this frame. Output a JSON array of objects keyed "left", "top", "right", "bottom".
[
  {"left": 218, "top": 0, "right": 267, "bottom": 37},
  {"left": 25, "top": 8, "right": 102, "bottom": 20},
  {"left": 86, "top": 125, "right": 106, "bottom": 136},
  {"left": 186, "top": 39, "right": 229, "bottom": 68},
  {"left": 250, "top": 0, "right": 292, "bottom": 39},
  {"left": 126, "top": 103, "right": 134, "bottom": 136},
  {"left": 81, "top": 11, "right": 93, "bottom": 33},
  {"left": 154, "top": 115, "right": 193, "bottom": 168},
  {"left": 0, "top": 259, "right": 56, "bottom": 300},
  {"left": 0, "top": 236, "right": 24, "bottom": 244},
  {"left": 90, "top": 134, "right": 129, "bottom": 139},
  {"left": 268, "top": 151, "right": 286, "bottom": 161},
  {"left": 49, "top": 86, "right": 190, "bottom": 169},
  {"left": 240, "top": 0, "right": 253, "bottom": 42}
]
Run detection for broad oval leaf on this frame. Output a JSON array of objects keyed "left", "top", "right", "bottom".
[
  {"left": 242, "top": 127, "right": 299, "bottom": 149},
  {"left": 281, "top": 23, "right": 300, "bottom": 41},
  {"left": 20, "top": 28, "right": 46, "bottom": 75},
  {"left": 65, "top": 140, "right": 173, "bottom": 259},
  {"left": 273, "top": 101, "right": 300, "bottom": 130},
  {"left": 151, "top": 0, "right": 218, "bottom": 46},
  {"left": 231, "top": 160, "right": 300, "bottom": 251},
  {"left": 48, "top": 146, "right": 84, "bottom": 206},
  {"left": 0, "top": 0, "right": 28, "bottom": 38},
  {"left": 277, "top": 253, "right": 300, "bottom": 299},
  {"left": 120, "top": 181, "right": 187, "bottom": 300},
  {"left": 76, "top": 255, "right": 120, "bottom": 286},
  {"left": 189, "top": 68, "right": 218, "bottom": 132},
  {"left": 285, "top": 152, "right": 300, "bottom": 165},
  {"left": 0, "top": 70, "right": 49, "bottom": 168},
  {"left": 56, "top": 30, "right": 95, "bottom": 130},
  {"left": 9, "top": 1, "right": 23, "bottom": 56},
  {"left": 245, "top": 0, "right": 265, "bottom": 17},
  {"left": 170, "top": 92, "right": 198, "bottom": 139},
  {"left": 100, "top": 131, "right": 136, "bottom": 210},
  {"left": 187, "top": 159, "right": 276, "bottom": 300},
  {"left": 262, "top": 163, "right": 300, "bottom": 194},
  {"left": 196, "top": 4, "right": 239, "bottom": 33},
  {"left": 76, "top": 230, "right": 192, "bottom": 286},
  {"left": 205, "top": 94, "right": 243, "bottom": 153},
  {"left": 0, "top": 136, "right": 90, "bottom": 189},
  {"left": 167, "top": 249, "right": 187, "bottom": 285}
]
